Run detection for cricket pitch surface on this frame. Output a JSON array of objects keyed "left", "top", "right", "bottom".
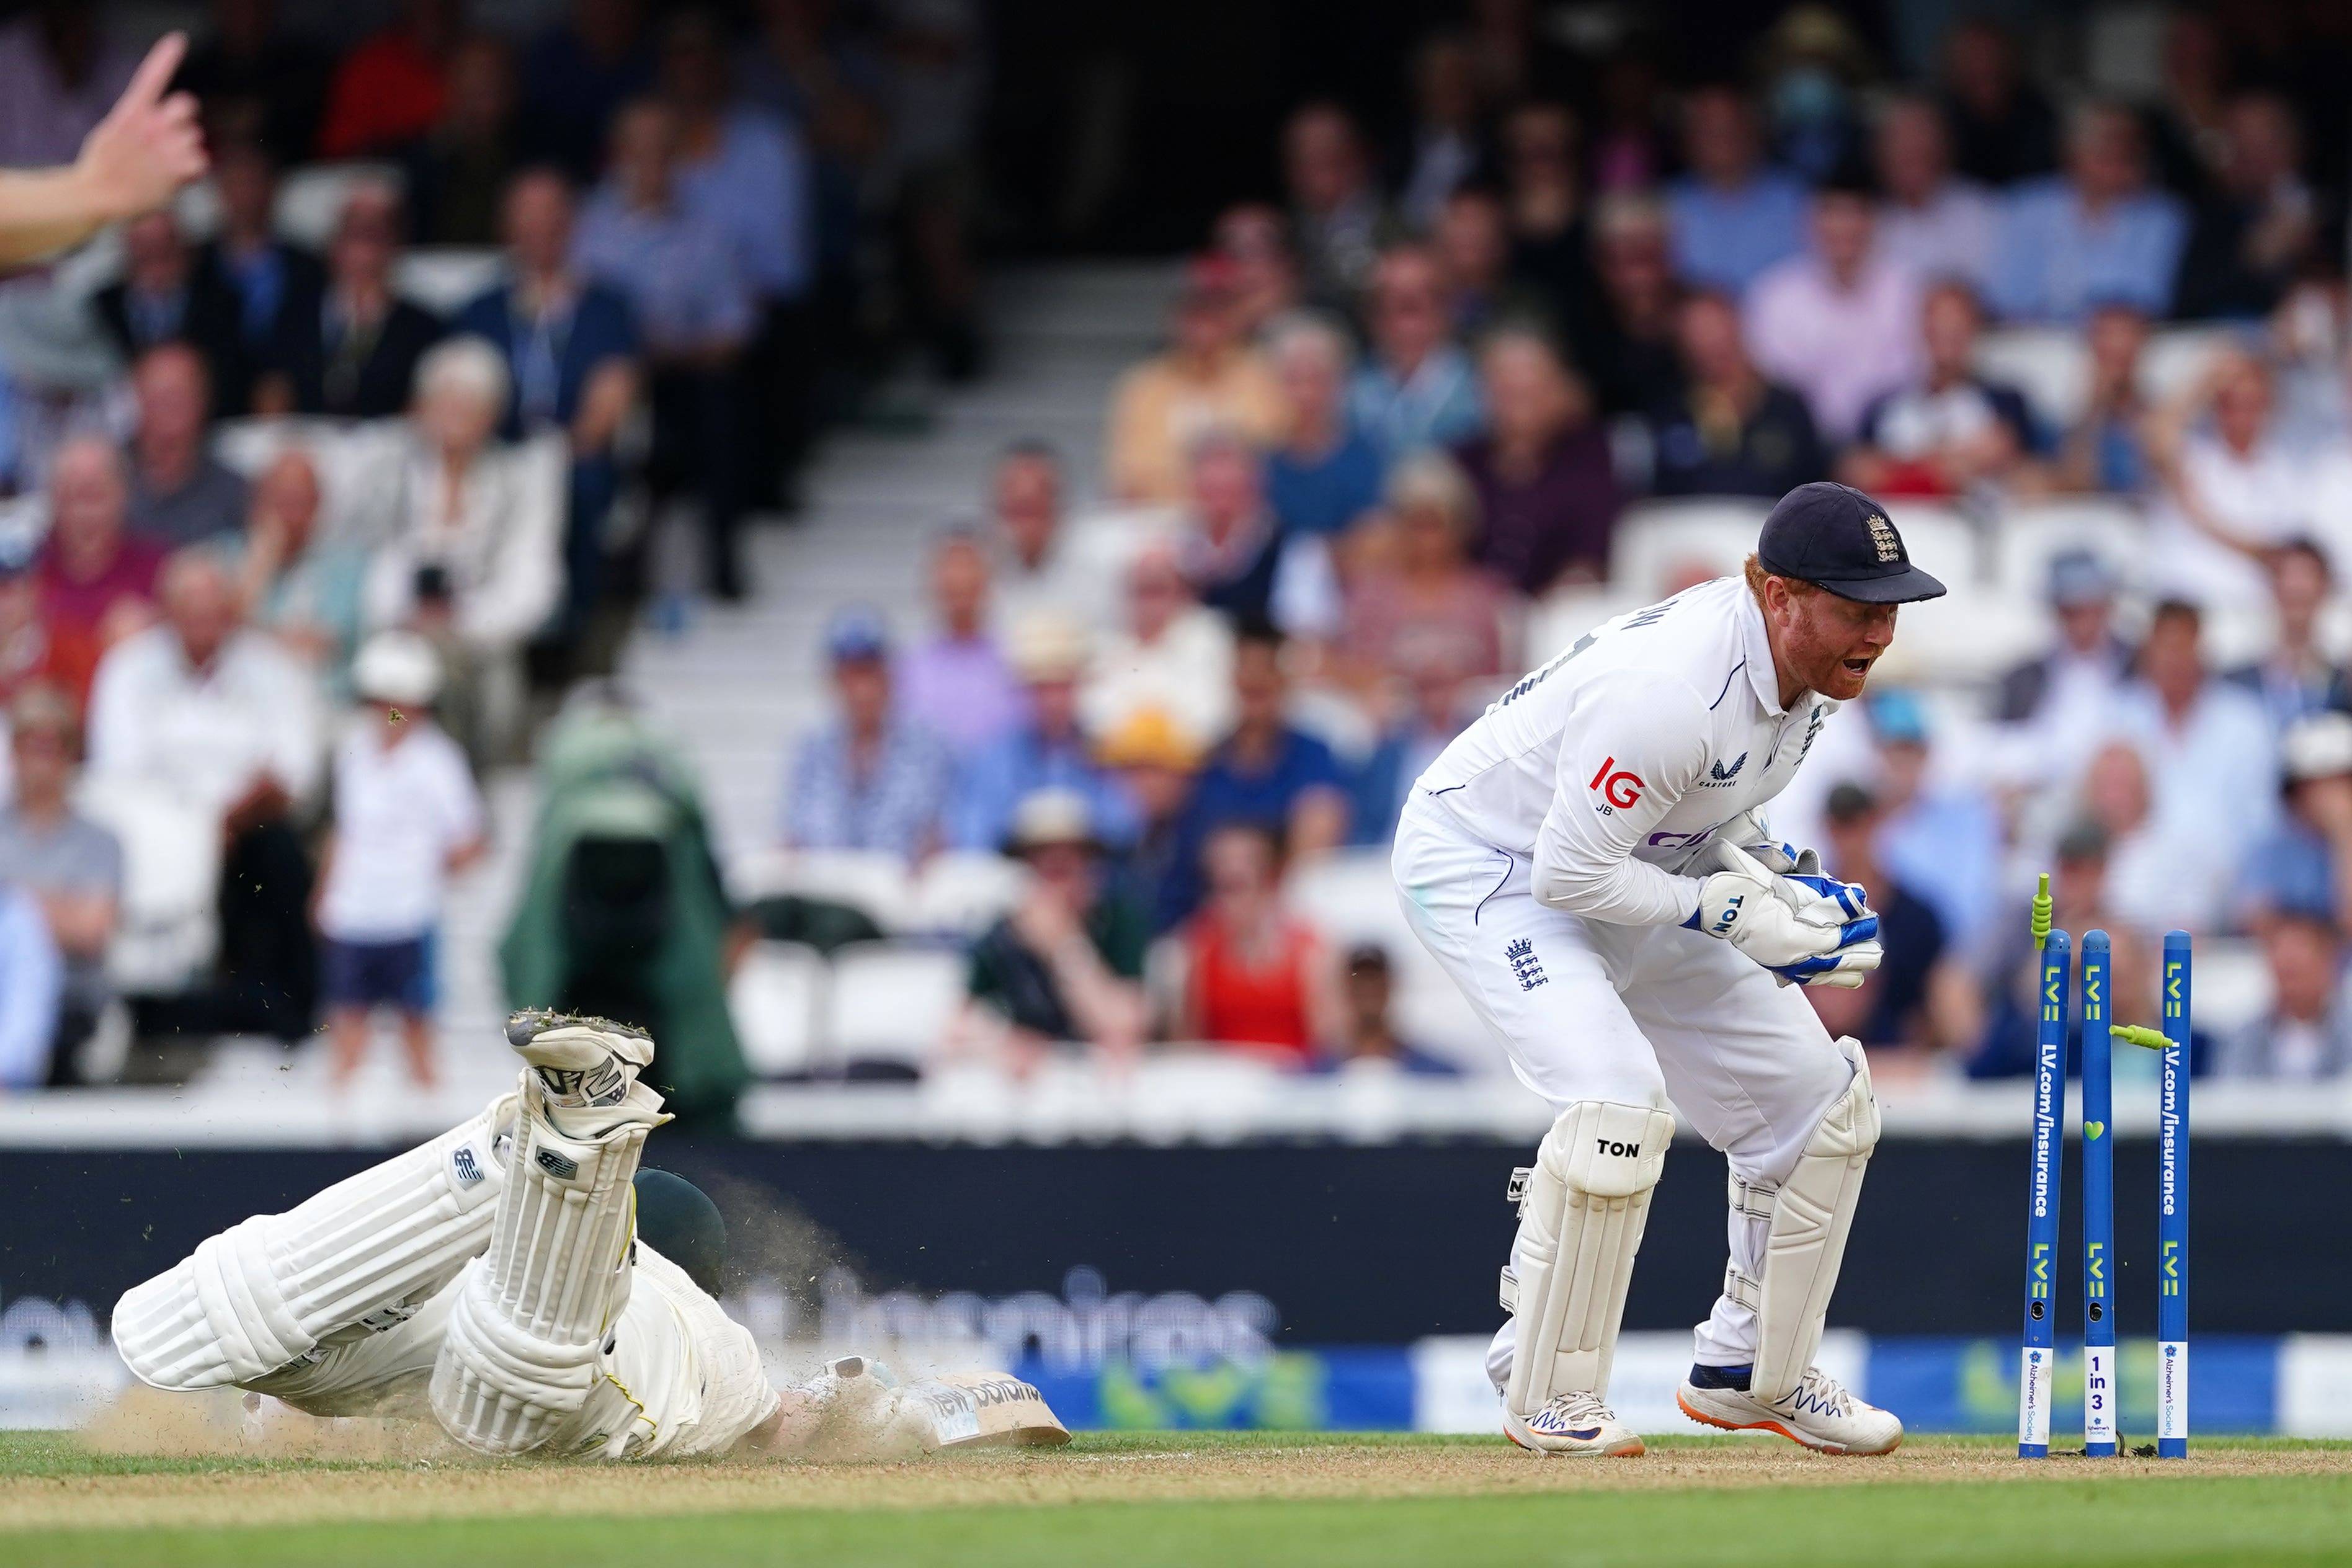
[{"left": 4, "top": 1420, "right": 2347, "bottom": 1566}]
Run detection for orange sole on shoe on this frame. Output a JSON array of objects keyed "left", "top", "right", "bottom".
[
  {"left": 1674, "top": 1390, "right": 1900, "bottom": 1456},
  {"left": 1503, "top": 1424, "right": 1646, "bottom": 1457}
]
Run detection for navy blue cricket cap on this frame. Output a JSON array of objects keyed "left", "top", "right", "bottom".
[{"left": 1755, "top": 482, "right": 1947, "bottom": 604}]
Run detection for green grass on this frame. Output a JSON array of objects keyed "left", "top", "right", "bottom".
[{"left": 5, "top": 1433, "right": 2350, "bottom": 1567}]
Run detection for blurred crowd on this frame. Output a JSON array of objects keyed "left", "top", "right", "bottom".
[
  {"left": 11, "top": 1, "right": 2352, "bottom": 1104},
  {"left": 775, "top": 5, "right": 2352, "bottom": 1089},
  {"left": 0, "top": 0, "right": 981, "bottom": 1090}
]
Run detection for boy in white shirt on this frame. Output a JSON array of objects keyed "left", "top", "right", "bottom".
[{"left": 316, "top": 633, "right": 486, "bottom": 1089}]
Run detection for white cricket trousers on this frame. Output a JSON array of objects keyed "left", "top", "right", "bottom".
[{"left": 1391, "top": 792, "right": 1858, "bottom": 1382}]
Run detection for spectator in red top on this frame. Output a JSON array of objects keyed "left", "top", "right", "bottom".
[
  {"left": 1451, "top": 327, "right": 1619, "bottom": 594},
  {"left": 1174, "top": 820, "right": 1339, "bottom": 1062},
  {"left": 33, "top": 436, "right": 166, "bottom": 707},
  {"left": 316, "top": 0, "right": 464, "bottom": 158}
]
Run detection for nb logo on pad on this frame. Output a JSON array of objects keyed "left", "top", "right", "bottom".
[
  {"left": 451, "top": 1147, "right": 485, "bottom": 1186},
  {"left": 536, "top": 1149, "right": 580, "bottom": 1180}
]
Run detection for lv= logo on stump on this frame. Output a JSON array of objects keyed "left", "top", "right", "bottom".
[{"left": 2018, "top": 872, "right": 2193, "bottom": 1460}]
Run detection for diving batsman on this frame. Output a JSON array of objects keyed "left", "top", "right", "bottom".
[
  {"left": 111, "top": 1011, "right": 1065, "bottom": 1458},
  {"left": 1394, "top": 482, "right": 1944, "bottom": 1456}
]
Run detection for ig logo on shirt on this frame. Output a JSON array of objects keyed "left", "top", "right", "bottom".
[{"left": 1587, "top": 755, "right": 1645, "bottom": 813}]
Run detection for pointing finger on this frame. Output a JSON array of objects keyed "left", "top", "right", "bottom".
[{"left": 118, "top": 32, "right": 187, "bottom": 114}]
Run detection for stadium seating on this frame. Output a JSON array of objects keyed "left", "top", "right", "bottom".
[
  {"left": 908, "top": 852, "right": 1028, "bottom": 938},
  {"left": 1607, "top": 498, "right": 1773, "bottom": 600},
  {"left": 826, "top": 940, "right": 968, "bottom": 1076},
  {"left": 736, "top": 849, "right": 914, "bottom": 930},
  {"left": 1987, "top": 498, "right": 2149, "bottom": 603},
  {"left": 728, "top": 939, "right": 829, "bottom": 1079},
  {"left": 1287, "top": 847, "right": 1498, "bottom": 1073}
]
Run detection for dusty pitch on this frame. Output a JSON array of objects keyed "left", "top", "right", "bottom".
[{"left": 4, "top": 1398, "right": 2345, "bottom": 1535}]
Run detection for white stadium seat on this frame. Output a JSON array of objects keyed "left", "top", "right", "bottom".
[
  {"left": 76, "top": 777, "right": 220, "bottom": 994},
  {"left": 2140, "top": 325, "right": 2245, "bottom": 404},
  {"left": 1976, "top": 323, "right": 2243, "bottom": 434},
  {"left": 274, "top": 163, "right": 404, "bottom": 249},
  {"left": 1286, "top": 847, "right": 1408, "bottom": 948},
  {"left": 733, "top": 849, "right": 914, "bottom": 929},
  {"left": 1975, "top": 327, "right": 2087, "bottom": 430},
  {"left": 728, "top": 940, "right": 828, "bottom": 1078},
  {"left": 2187, "top": 938, "right": 2271, "bottom": 1040},
  {"left": 1879, "top": 501, "right": 1981, "bottom": 589},
  {"left": 827, "top": 941, "right": 966, "bottom": 1071},
  {"left": 1608, "top": 498, "right": 1773, "bottom": 601},
  {"left": 1876, "top": 586, "right": 2047, "bottom": 688},
  {"left": 397, "top": 249, "right": 506, "bottom": 315},
  {"left": 908, "top": 852, "right": 1027, "bottom": 937},
  {"left": 1522, "top": 584, "right": 1643, "bottom": 665},
  {"left": 1988, "top": 499, "right": 2148, "bottom": 603}
]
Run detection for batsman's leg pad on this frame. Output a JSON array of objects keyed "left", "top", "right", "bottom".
[
  {"left": 1501, "top": 1100, "right": 1675, "bottom": 1415},
  {"left": 1735, "top": 1037, "right": 1879, "bottom": 1404},
  {"left": 429, "top": 1076, "right": 666, "bottom": 1456},
  {"left": 112, "top": 1096, "right": 514, "bottom": 1391}
]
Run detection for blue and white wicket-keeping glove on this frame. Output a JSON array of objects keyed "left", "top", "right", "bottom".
[{"left": 1685, "top": 842, "right": 1883, "bottom": 989}]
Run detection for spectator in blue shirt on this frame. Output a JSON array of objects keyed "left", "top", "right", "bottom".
[
  {"left": 190, "top": 142, "right": 323, "bottom": 417},
  {"left": 1351, "top": 644, "right": 1471, "bottom": 847},
  {"left": 1159, "top": 622, "right": 1350, "bottom": 929},
  {"left": 1265, "top": 314, "right": 1383, "bottom": 540},
  {"left": 576, "top": 98, "right": 755, "bottom": 600},
  {"left": 1986, "top": 102, "right": 2189, "bottom": 324},
  {"left": 1348, "top": 246, "right": 1485, "bottom": 469},
  {"left": 1664, "top": 86, "right": 1807, "bottom": 294},
  {"left": 0, "top": 880, "right": 61, "bottom": 1090},
  {"left": 782, "top": 607, "right": 953, "bottom": 859},
  {"left": 458, "top": 169, "right": 641, "bottom": 636},
  {"left": 659, "top": 11, "right": 817, "bottom": 506},
  {"left": 954, "top": 611, "right": 1141, "bottom": 853}
]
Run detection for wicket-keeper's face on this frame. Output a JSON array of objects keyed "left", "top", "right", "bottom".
[{"left": 1781, "top": 585, "right": 1897, "bottom": 702}]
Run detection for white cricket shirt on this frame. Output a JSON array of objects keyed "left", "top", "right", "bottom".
[{"left": 1413, "top": 574, "right": 1838, "bottom": 927}]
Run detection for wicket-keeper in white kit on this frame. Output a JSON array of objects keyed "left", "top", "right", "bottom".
[{"left": 1395, "top": 482, "right": 1946, "bottom": 1457}]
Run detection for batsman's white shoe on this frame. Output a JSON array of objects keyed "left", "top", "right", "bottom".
[
  {"left": 1502, "top": 1392, "right": 1645, "bottom": 1457},
  {"left": 504, "top": 1010, "right": 656, "bottom": 1133},
  {"left": 1675, "top": 1365, "right": 1902, "bottom": 1454}
]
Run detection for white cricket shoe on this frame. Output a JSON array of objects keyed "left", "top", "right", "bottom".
[
  {"left": 1675, "top": 1366, "right": 1902, "bottom": 1454},
  {"left": 504, "top": 1010, "right": 659, "bottom": 1135},
  {"left": 1502, "top": 1391, "right": 1645, "bottom": 1457}
]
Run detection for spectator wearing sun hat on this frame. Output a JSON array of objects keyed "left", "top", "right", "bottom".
[
  {"left": 957, "top": 788, "right": 1150, "bottom": 1066},
  {"left": 952, "top": 610, "right": 1140, "bottom": 853},
  {"left": 1095, "top": 706, "right": 1204, "bottom": 940},
  {"left": 315, "top": 632, "right": 486, "bottom": 1092}
]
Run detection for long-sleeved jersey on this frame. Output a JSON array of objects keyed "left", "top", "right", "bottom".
[{"left": 1412, "top": 575, "right": 1838, "bottom": 926}]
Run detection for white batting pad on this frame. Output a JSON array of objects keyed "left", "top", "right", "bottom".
[
  {"left": 112, "top": 1095, "right": 514, "bottom": 1391},
  {"left": 1741, "top": 1037, "right": 1880, "bottom": 1404},
  {"left": 1502, "top": 1100, "right": 1676, "bottom": 1415},
  {"left": 429, "top": 1075, "right": 666, "bottom": 1456}
]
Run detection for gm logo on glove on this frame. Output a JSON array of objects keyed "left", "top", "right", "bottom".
[{"left": 1587, "top": 755, "right": 1645, "bottom": 811}]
